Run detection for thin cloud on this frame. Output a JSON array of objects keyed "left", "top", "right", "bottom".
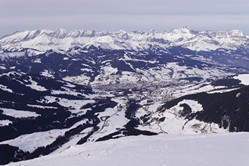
[{"left": 0, "top": 0, "right": 249, "bottom": 36}]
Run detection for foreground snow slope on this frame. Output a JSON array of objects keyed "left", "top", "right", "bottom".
[{"left": 9, "top": 133, "right": 249, "bottom": 166}]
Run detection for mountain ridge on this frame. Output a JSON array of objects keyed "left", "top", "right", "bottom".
[{"left": 0, "top": 28, "right": 248, "bottom": 54}]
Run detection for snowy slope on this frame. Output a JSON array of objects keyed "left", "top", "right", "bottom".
[
  {"left": 0, "top": 27, "right": 248, "bottom": 54},
  {"left": 8, "top": 133, "right": 249, "bottom": 166},
  {"left": 234, "top": 74, "right": 249, "bottom": 85}
]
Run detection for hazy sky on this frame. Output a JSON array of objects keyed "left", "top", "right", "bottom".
[{"left": 1, "top": 0, "right": 249, "bottom": 37}]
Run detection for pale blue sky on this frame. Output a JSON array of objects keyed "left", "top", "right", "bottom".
[{"left": 0, "top": 0, "right": 249, "bottom": 37}]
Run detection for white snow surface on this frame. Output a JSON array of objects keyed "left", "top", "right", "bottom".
[
  {"left": 136, "top": 99, "right": 227, "bottom": 134},
  {"left": 26, "top": 79, "right": 47, "bottom": 91},
  {"left": 234, "top": 74, "right": 249, "bottom": 85},
  {"left": 0, "top": 108, "right": 39, "bottom": 118},
  {"left": 0, "top": 120, "right": 12, "bottom": 126},
  {"left": 27, "top": 104, "right": 58, "bottom": 109},
  {"left": 90, "top": 98, "right": 129, "bottom": 141},
  {"left": 0, "top": 28, "right": 248, "bottom": 55},
  {"left": 0, "top": 129, "right": 67, "bottom": 152},
  {"left": 0, "top": 119, "right": 89, "bottom": 152},
  {"left": 0, "top": 84, "right": 13, "bottom": 93},
  {"left": 8, "top": 133, "right": 249, "bottom": 166},
  {"left": 176, "top": 99, "right": 203, "bottom": 113}
]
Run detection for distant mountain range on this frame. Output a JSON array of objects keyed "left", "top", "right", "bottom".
[
  {"left": 0, "top": 27, "right": 248, "bottom": 55},
  {"left": 1, "top": 28, "right": 249, "bottom": 164}
]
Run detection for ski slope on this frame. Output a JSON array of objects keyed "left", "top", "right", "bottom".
[{"left": 8, "top": 133, "right": 249, "bottom": 166}]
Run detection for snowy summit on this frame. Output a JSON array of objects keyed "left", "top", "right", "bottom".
[{"left": 0, "top": 27, "right": 248, "bottom": 54}]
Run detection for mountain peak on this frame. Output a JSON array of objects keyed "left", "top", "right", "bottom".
[
  {"left": 226, "top": 29, "right": 244, "bottom": 36},
  {"left": 177, "top": 26, "right": 190, "bottom": 31},
  {"left": 0, "top": 28, "right": 248, "bottom": 54},
  {"left": 169, "top": 26, "right": 192, "bottom": 34}
]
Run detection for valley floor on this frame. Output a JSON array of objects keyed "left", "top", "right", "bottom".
[{"left": 8, "top": 133, "right": 249, "bottom": 166}]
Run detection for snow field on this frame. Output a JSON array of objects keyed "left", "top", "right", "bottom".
[{"left": 8, "top": 133, "right": 249, "bottom": 166}]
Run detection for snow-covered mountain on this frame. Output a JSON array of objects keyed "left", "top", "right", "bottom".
[
  {"left": 7, "top": 133, "right": 249, "bottom": 166},
  {"left": 1, "top": 28, "right": 249, "bottom": 164},
  {"left": 0, "top": 27, "right": 248, "bottom": 54}
]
